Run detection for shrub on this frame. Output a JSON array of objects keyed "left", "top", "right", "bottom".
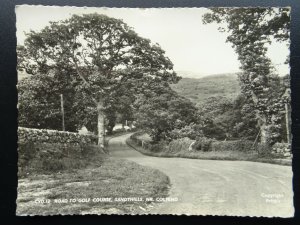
[
  {"left": 168, "top": 137, "right": 194, "bottom": 153},
  {"left": 212, "top": 140, "right": 260, "bottom": 152},
  {"left": 130, "top": 131, "right": 151, "bottom": 148},
  {"left": 256, "top": 143, "right": 274, "bottom": 157},
  {"left": 131, "top": 132, "right": 167, "bottom": 152},
  {"left": 130, "top": 131, "right": 145, "bottom": 141},
  {"left": 193, "top": 137, "right": 213, "bottom": 151},
  {"left": 256, "top": 143, "right": 272, "bottom": 156},
  {"left": 169, "top": 123, "right": 203, "bottom": 140},
  {"left": 148, "top": 140, "right": 168, "bottom": 152},
  {"left": 211, "top": 140, "right": 255, "bottom": 152}
]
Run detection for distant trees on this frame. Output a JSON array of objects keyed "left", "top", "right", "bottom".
[
  {"left": 203, "top": 8, "right": 290, "bottom": 145},
  {"left": 18, "top": 13, "right": 179, "bottom": 148}
]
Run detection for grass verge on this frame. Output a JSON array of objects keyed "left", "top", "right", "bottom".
[
  {"left": 126, "top": 138, "right": 291, "bottom": 166},
  {"left": 17, "top": 149, "right": 170, "bottom": 215}
]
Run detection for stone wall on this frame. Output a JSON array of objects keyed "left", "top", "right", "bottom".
[
  {"left": 18, "top": 127, "right": 97, "bottom": 145},
  {"left": 272, "top": 143, "right": 292, "bottom": 158},
  {"left": 18, "top": 127, "right": 99, "bottom": 176}
]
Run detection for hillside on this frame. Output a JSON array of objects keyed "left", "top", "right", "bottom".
[{"left": 171, "top": 73, "right": 241, "bottom": 106}]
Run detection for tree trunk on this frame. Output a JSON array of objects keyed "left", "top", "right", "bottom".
[
  {"left": 97, "top": 102, "right": 105, "bottom": 150},
  {"left": 257, "top": 114, "right": 269, "bottom": 144},
  {"left": 285, "top": 102, "right": 291, "bottom": 143},
  {"left": 260, "top": 123, "right": 268, "bottom": 144}
]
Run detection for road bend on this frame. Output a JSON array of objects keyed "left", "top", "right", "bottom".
[{"left": 108, "top": 133, "right": 294, "bottom": 217}]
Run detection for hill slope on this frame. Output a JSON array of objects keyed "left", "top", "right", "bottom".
[{"left": 171, "top": 73, "right": 241, "bottom": 106}]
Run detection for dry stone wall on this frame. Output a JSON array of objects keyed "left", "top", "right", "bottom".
[
  {"left": 18, "top": 127, "right": 97, "bottom": 145},
  {"left": 272, "top": 143, "right": 292, "bottom": 158},
  {"left": 18, "top": 127, "right": 99, "bottom": 176}
]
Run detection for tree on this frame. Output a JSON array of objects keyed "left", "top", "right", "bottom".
[
  {"left": 18, "top": 72, "right": 79, "bottom": 132},
  {"left": 198, "top": 96, "right": 235, "bottom": 140},
  {"left": 134, "top": 87, "right": 199, "bottom": 142},
  {"left": 97, "top": 84, "right": 136, "bottom": 135},
  {"left": 18, "top": 74, "right": 61, "bottom": 130},
  {"left": 203, "top": 8, "right": 290, "bottom": 145},
  {"left": 18, "top": 13, "right": 179, "bottom": 148},
  {"left": 198, "top": 95, "right": 258, "bottom": 141},
  {"left": 232, "top": 94, "right": 258, "bottom": 140},
  {"left": 169, "top": 123, "right": 204, "bottom": 140}
]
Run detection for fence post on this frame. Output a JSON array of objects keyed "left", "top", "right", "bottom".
[{"left": 60, "top": 94, "right": 65, "bottom": 131}]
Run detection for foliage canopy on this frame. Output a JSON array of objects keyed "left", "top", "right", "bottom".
[
  {"left": 18, "top": 13, "right": 180, "bottom": 145},
  {"left": 203, "top": 8, "right": 290, "bottom": 144}
]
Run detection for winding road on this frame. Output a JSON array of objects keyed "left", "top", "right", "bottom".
[{"left": 108, "top": 133, "right": 294, "bottom": 217}]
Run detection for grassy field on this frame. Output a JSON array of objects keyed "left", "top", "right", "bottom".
[
  {"left": 127, "top": 135, "right": 291, "bottom": 166},
  {"left": 17, "top": 144, "right": 170, "bottom": 215}
]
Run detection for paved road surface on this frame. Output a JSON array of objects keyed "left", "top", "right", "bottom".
[{"left": 109, "top": 133, "right": 294, "bottom": 217}]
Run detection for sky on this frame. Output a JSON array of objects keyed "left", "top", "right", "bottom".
[{"left": 16, "top": 5, "right": 290, "bottom": 78}]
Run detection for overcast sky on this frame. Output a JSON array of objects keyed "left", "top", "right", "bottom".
[{"left": 16, "top": 5, "right": 290, "bottom": 78}]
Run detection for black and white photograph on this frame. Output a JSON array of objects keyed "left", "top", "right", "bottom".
[{"left": 16, "top": 6, "right": 293, "bottom": 217}]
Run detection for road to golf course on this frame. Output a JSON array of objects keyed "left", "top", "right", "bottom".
[{"left": 108, "top": 133, "right": 294, "bottom": 217}]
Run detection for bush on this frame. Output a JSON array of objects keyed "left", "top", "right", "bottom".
[
  {"left": 169, "top": 123, "right": 203, "bottom": 140},
  {"left": 148, "top": 140, "right": 168, "bottom": 152},
  {"left": 211, "top": 140, "right": 255, "bottom": 152},
  {"left": 130, "top": 131, "right": 150, "bottom": 147},
  {"left": 256, "top": 143, "right": 272, "bottom": 156},
  {"left": 131, "top": 132, "right": 167, "bottom": 152},
  {"left": 193, "top": 137, "right": 213, "bottom": 151},
  {"left": 168, "top": 137, "right": 194, "bottom": 153},
  {"left": 130, "top": 131, "right": 144, "bottom": 141}
]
